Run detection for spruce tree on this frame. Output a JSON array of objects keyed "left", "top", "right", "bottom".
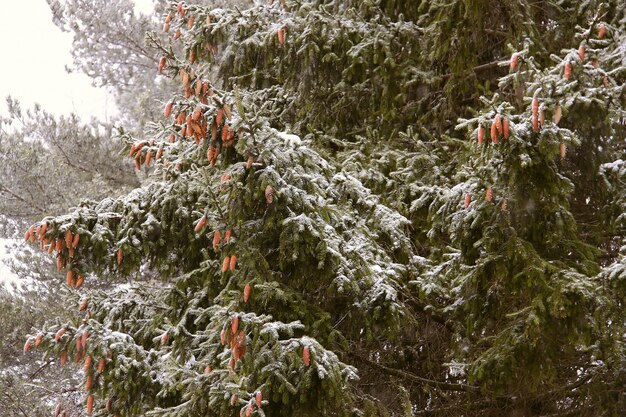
[{"left": 23, "top": 1, "right": 625, "bottom": 416}]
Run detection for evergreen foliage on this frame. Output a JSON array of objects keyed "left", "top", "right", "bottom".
[{"left": 22, "top": 1, "right": 625, "bottom": 416}]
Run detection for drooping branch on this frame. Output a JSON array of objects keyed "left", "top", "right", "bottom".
[
  {"left": 348, "top": 352, "right": 479, "bottom": 392},
  {"left": 0, "top": 184, "right": 46, "bottom": 215}
]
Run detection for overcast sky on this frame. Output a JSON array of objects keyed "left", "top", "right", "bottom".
[
  {"left": 0, "top": 0, "right": 154, "bottom": 122},
  {"left": 0, "top": 0, "right": 154, "bottom": 290}
]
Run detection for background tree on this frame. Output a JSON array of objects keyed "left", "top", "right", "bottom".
[
  {"left": 0, "top": 98, "right": 137, "bottom": 224},
  {"left": 0, "top": 97, "right": 137, "bottom": 416},
  {"left": 16, "top": 1, "right": 626, "bottom": 417},
  {"left": 46, "top": 0, "right": 252, "bottom": 131}
]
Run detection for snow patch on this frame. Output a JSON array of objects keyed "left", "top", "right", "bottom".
[{"left": 276, "top": 131, "right": 302, "bottom": 146}]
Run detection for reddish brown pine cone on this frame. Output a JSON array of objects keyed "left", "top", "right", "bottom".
[
  {"left": 510, "top": 52, "right": 519, "bottom": 71},
  {"left": 477, "top": 125, "right": 484, "bottom": 144},
  {"left": 243, "top": 283, "right": 251, "bottom": 303},
  {"left": 464, "top": 193, "right": 472, "bottom": 209},
  {"left": 303, "top": 345, "right": 310, "bottom": 366},
  {"left": 231, "top": 315, "right": 239, "bottom": 334}
]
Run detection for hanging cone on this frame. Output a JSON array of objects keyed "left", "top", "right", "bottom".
[
  {"left": 87, "top": 395, "right": 94, "bottom": 415},
  {"left": 66, "top": 270, "right": 75, "bottom": 287},
  {"left": 85, "top": 373, "right": 94, "bottom": 391},
  {"left": 490, "top": 120, "right": 498, "bottom": 144},
  {"left": 553, "top": 104, "right": 562, "bottom": 125},
  {"left": 464, "top": 193, "right": 472, "bottom": 209},
  {"left": 231, "top": 315, "right": 239, "bottom": 334},
  {"left": 23, "top": 339, "right": 32, "bottom": 354},
  {"left": 510, "top": 52, "right": 519, "bottom": 71},
  {"left": 55, "top": 328, "right": 66, "bottom": 341},
  {"left": 194, "top": 215, "right": 207, "bottom": 233},
  {"left": 134, "top": 153, "right": 141, "bottom": 171},
  {"left": 564, "top": 62, "right": 572, "bottom": 80},
  {"left": 72, "top": 233, "right": 80, "bottom": 248},
  {"left": 243, "top": 283, "right": 251, "bottom": 303},
  {"left": 494, "top": 114, "right": 502, "bottom": 135},
  {"left": 207, "top": 146, "right": 217, "bottom": 163},
  {"left": 213, "top": 230, "right": 220, "bottom": 250},
  {"left": 303, "top": 345, "right": 310, "bottom": 366},
  {"left": 277, "top": 27, "right": 286, "bottom": 45},
  {"left": 97, "top": 357, "right": 106, "bottom": 373},
  {"left": 477, "top": 126, "right": 484, "bottom": 144},
  {"left": 145, "top": 150, "right": 153, "bottom": 167},
  {"left": 532, "top": 114, "right": 539, "bottom": 133},
  {"left": 83, "top": 355, "right": 92, "bottom": 373},
  {"left": 81, "top": 329, "right": 89, "bottom": 349},
  {"left": 24, "top": 225, "right": 35, "bottom": 242}
]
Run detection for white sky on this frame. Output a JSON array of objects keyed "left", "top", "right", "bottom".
[
  {"left": 134, "top": 0, "right": 155, "bottom": 15},
  {"left": 0, "top": 0, "right": 111, "bottom": 121},
  {"left": 0, "top": 0, "right": 155, "bottom": 123},
  {"left": 0, "top": 0, "right": 154, "bottom": 289}
]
